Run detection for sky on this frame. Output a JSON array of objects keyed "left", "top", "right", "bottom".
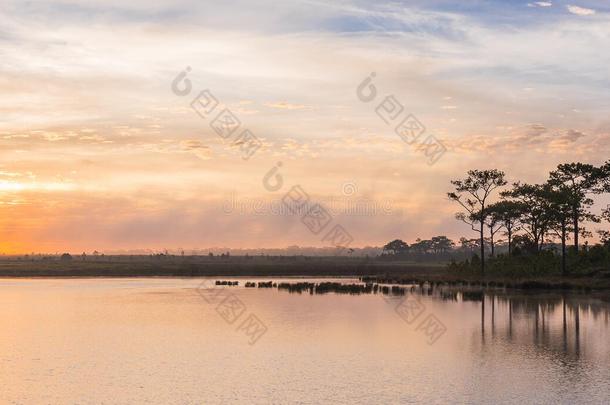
[{"left": 1, "top": 0, "right": 609, "bottom": 253}]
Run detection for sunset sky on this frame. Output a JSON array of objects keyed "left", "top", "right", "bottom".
[{"left": 1, "top": 0, "right": 610, "bottom": 253}]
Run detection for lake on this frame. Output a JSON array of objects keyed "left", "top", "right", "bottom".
[{"left": 1, "top": 278, "right": 609, "bottom": 404}]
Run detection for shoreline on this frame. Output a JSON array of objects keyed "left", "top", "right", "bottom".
[{"left": 1, "top": 258, "right": 609, "bottom": 291}]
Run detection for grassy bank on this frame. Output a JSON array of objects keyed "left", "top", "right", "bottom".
[
  {"left": 1, "top": 255, "right": 610, "bottom": 291},
  {"left": 0, "top": 256, "right": 445, "bottom": 278}
]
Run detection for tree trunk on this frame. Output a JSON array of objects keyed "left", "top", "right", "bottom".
[
  {"left": 490, "top": 230, "right": 495, "bottom": 258},
  {"left": 480, "top": 219, "right": 485, "bottom": 276},
  {"left": 573, "top": 206, "right": 579, "bottom": 253},
  {"left": 507, "top": 225, "right": 512, "bottom": 257},
  {"left": 561, "top": 221, "right": 567, "bottom": 276},
  {"left": 533, "top": 224, "right": 540, "bottom": 253}
]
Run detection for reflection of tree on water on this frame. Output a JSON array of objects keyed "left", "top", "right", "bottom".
[
  {"left": 473, "top": 292, "right": 610, "bottom": 365},
  {"left": 509, "top": 299, "right": 513, "bottom": 338},
  {"left": 386, "top": 282, "right": 606, "bottom": 394},
  {"left": 268, "top": 278, "right": 609, "bottom": 372},
  {"left": 481, "top": 297, "right": 485, "bottom": 341},
  {"left": 491, "top": 296, "right": 495, "bottom": 337},
  {"left": 462, "top": 292, "right": 603, "bottom": 392},
  {"left": 377, "top": 282, "right": 609, "bottom": 382}
]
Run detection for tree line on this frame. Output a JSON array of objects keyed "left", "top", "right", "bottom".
[
  {"left": 382, "top": 237, "right": 455, "bottom": 256},
  {"left": 448, "top": 161, "right": 610, "bottom": 275}
]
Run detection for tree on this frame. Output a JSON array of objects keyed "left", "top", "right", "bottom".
[
  {"left": 597, "top": 205, "right": 610, "bottom": 246},
  {"left": 382, "top": 239, "right": 409, "bottom": 256},
  {"left": 596, "top": 161, "right": 610, "bottom": 245},
  {"left": 544, "top": 185, "right": 574, "bottom": 276},
  {"left": 599, "top": 160, "right": 610, "bottom": 193},
  {"left": 458, "top": 237, "right": 478, "bottom": 259},
  {"left": 548, "top": 163, "right": 601, "bottom": 253},
  {"left": 457, "top": 209, "right": 501, "bottom": 256},
  {"left": 448, "top": 169, "right": 507, "bottom": 275},
  {"left": 512, "top": 234, "right": 537, "bottom": 255},
  {"left": 410, "top": 238, "right": 433, "bottom": 255},
  {"left": 430, "top": 236, "right": 455, "bottom": 254},
  {"left": 502, "top": 183, "right": 551, "bottom": 253},
  {"left": 483, "top": 210, "right": 503, "bottom": 257},
  {"left": 486, "top": 200, "right": 523, "bottom": 256}
]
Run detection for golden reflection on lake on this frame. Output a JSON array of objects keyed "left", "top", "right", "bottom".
[{"left": 1, "top": 278, "right": 609, "bottom": 404}]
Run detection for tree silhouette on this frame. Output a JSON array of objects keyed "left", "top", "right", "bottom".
[
  {"left": 448, "top": 169, "right": 507, "bottom": 275},
  {"left": 411, "top": 238, "right": 433, "bottom": 254},
  {"left": 502, "top": 183, "right": 551, "bottom": 253},
  {"left": 382, "top": 239, "right": 409, "bottom": 256},
  {"left": 599, "top": 160, "right": 610, "bottom": 193},
  {"left": 484, "top": 210, "right": 503, "bottom": 257},
  {"left": 486, "top": 200, "right": 523, "bottom": 256},
  {"left": 599, "top": 206, "right": 610, "bottom": 245},
  {"left": 545, "top": 185, "right": 574, "bottom": 275},
  {"left": 548, "top": 163, "right": 601, "bottom": 253},
  {"left": 458, "top": 237, "right": 479, "bottom": 258},
  {"left": 430, "top": 236, "right": 454, "bottom": 254}
]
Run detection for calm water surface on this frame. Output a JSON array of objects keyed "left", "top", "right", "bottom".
[{"left": 1, "top": 278, "right": 609, "bottom": 404}]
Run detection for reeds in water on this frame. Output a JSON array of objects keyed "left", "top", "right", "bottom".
[
  {"left": 257, "top": 281, "right": 274, "bottom": 288},
  {"left": 215, "top": 280, "right": 238, "bottom": 286},
  {"left": 462, "top": 290, "right": 484, "bottom": 301},
  {"left": 440, "top": 290, "right": 458, "bottom": 301},
  {"left": 277, "top": 282, "right": 315, "bottom": 294}
]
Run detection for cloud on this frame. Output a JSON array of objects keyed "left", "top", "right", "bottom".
[
  {"left": 566, "top": 5, "right": 596, "bottom": 16},
  {"left": 180, "top": 140, "right": 213, "bottom": 160},
  {"left": 562, "top": 129, "right": 586, "bottom": 142},
  {"left": 264, "top": 102, "right": 312, "bottom": 110},
  {"left": 528, "top": 2, "right": 553, "bottom": 7},
  {"left": 545, "top": 129, "right": 587, "bottom": 151},
  {"left": 526, "top": 123, "right": 548, "bottom": 137},
  {"left": 451, "top": 123, "right": 593, "bottom": 154}
]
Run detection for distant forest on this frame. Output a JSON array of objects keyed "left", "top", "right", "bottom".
[{"left": 5, "top": 162, "right": 610, "bottom": 278}]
